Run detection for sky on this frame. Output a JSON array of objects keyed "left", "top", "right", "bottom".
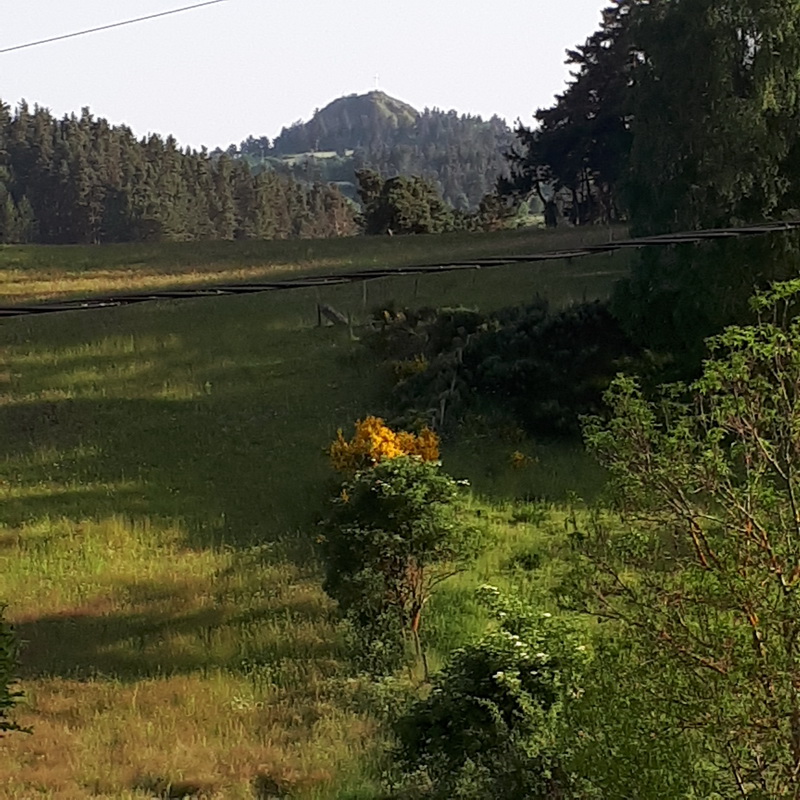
[{"left": 0, "top": 0, "right": 610, "bottom": 150}]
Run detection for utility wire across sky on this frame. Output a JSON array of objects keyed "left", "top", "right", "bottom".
[{"left": 0, "top": 0, "right": 229, "bottom": 55}]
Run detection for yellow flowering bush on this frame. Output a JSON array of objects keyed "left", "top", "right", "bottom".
[{"left": 329, "top": 416, "right": 439, "bottom": 473}]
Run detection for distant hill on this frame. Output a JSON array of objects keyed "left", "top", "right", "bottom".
[
  {"left": 223, "top": 91, "right": 513, "bottom": 211},
  {"left": 272, "top": 92, "right": 420, "bottom": 154}
]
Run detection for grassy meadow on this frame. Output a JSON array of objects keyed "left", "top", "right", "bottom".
[
  {"left": 0, "top": 224, "right": 627, "bottom": 305},
  {"left": 0, "top": 233, "right": 625, "bottom": 798}
]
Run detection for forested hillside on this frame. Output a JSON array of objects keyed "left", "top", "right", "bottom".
[
  {"left": 225, "top": 91, "right": 513, "bottom": 211},
  {"left": 0, "top": 102, "right": 357, "bottom": 245}
]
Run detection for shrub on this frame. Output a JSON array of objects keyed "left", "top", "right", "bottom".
[
  {"left": 390, "top": 586, "right": 588, "bottom": 799},
  {"left": 320, "top": 456, "right": 485, "bottom": 674},
  {"left": 329, "top": 416, "right": 439, "bottom": 473},
  {"left": 366, "top": 300, "right": 640, "bottom": 436},
  {"left": 363, "top": 305, "right": 489, "bottom": 363}
]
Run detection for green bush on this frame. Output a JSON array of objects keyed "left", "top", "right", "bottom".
[
  {"left": 390, "top": 586, "right": 588, "bottom": 799},
  {"left": 365, "top": 300, "right": 639, "bottom": 436},
  {"left": 320, "top": 457, "right": 486, "bottom": 675},
  {"left": 363, "top": 305, "right": 488, "bottom": 364}
]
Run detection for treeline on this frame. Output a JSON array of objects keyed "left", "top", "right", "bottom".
[
  {"left": 0, "top": 101, "right": 358, "bottom": 245},
  {"left": 352, "top": 108, "right": 511, "bottom": 211},
  {"left": 356, "top": 169, "right": 525, "bottom": 235},
  {"left": 227, "top": 92, "right": 512, "bottom": 211},
  {"left": 504, "top": 0, "right": 800, "bottom": 233}
]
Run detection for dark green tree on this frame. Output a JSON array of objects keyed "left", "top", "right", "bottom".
[
  {"left": 503, "top": 1, "right": 633, "bottom": 226},
  {"left": 356, "top": 169, "right": 457, "bottom": 235},
  {"left": 627, "top": 0, "right": 800, "bottom": 234},
  {"left": 612, "top": 231, "right": 800, "bottom": 375},
  {"left": 0, "top": 98, "right": 357, "bottom": 244}
]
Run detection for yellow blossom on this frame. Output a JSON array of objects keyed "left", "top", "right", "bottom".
[{"left": 329, "top": 416, "right": 440, "bottom": 473}]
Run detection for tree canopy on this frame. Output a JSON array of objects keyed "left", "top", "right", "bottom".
[
  {"left": 356, "top": 169, "right": 459, "bottom": 235},
  {"left": 0, "top": 101, "right": 357, "bottom": 244},
  {"left": 628, "top": 0, "right": 800, "bottom": 233},
  {"left": 504, "top": 0, "right": 800, "bottom": 233}
]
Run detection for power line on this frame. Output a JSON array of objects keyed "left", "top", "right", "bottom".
[{"left": 0, "top": 0, "right": 229, "bottom": 55}]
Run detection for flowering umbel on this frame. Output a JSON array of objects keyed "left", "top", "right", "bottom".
[{"left": 329, "top": 416, "right": 439, "bottom": 472}]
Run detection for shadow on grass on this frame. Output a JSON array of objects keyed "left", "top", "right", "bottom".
[
  {"left": 0, "top": 309, "right": 380, "bottom": 550},
  {"left": 13, "top": 576, "right": 339, "bottom": 682}
]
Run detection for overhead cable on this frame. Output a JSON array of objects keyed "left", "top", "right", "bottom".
[{"left": 0, "top": 0, "right": 228, "bottom": 55}]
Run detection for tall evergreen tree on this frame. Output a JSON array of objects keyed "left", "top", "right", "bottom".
[
  {"left": 502, "top": 1, "right": 633, "bottom": 227},
  {"left": 627, "top": 0, "right": 800, "bottom": 234}
]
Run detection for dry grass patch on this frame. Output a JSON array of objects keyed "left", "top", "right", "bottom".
[
  {"left": 0, "top": 261, "right": 343, "bottom": 304},
  {"left": 0, "top": 515, "right": 379, "bottom": 798}
]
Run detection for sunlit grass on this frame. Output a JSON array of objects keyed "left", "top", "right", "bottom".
[
  {"left": 0, "top": 224, "right": 628, "bottom": 305},
  {"left": 0, "top": 249, "right": 620, "bottom": 796}
]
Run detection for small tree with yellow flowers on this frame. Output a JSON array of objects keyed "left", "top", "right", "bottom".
[
  {"left": 328, "top": 415, "right": 439, "bottom": 473},
  {"left": 322, "top": 419, "right": 483, "bottom": 675}
]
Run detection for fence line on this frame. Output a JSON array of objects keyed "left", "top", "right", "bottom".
[{"left": 2, "top": 220, "right": 799, "bottom": 319}]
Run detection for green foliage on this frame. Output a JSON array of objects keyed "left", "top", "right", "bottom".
[
  {"left": 320, "top": 457, "right": 485, "bottom": 674},
  {"left": 356, "top": 170, "right": 459, "bottom": 235},
  {"left": 0, "top": 606, "right": 22, "bottom": 735},
  {"left": 564, "top": 632, "right": 717, "bottom": 800},
  {"left": 366, "top": 300, "right": 639, "bottom": 436},
  {"left": 506, "top": 0, "right": 800, "bottom": 233},
  {"left": 363, "top": 305, "right": 487, "bottom": 363},
  {"left": 0, "top": 100, "right": 357, "bottom": 244},
  {"left": 613, "top": 231, "right": 800, "bottom": 377},
  {"left": 627, "top": 0, "right": 800, "bottom": 233},
  {"left": 471, "top": 192, "right": 524, "bottom": 232},
  {"left": 391, "top": 586, "right": 588, "bottom": 799},
  {"left": 578, "top": 282, "right": 800, "bottom": 795}
]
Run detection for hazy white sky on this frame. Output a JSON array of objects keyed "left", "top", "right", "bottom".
[{"left": 1, "top": 0, "right": 609, "bottom": 150}]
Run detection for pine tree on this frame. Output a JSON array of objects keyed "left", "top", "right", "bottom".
[{"left": 627, "top": 0, "right": 800, "bottom": 233}]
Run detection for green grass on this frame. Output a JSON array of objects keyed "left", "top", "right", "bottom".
[
  {"left": 0, "top": 243, "right": 622, "bottom": 797},
  {"left": 0, "top": 224, "right": 628, "bottom": 305}
]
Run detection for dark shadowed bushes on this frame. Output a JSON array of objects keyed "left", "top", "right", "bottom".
[{"left": 364, "top": 300, "right": 640, "bottom": 437}]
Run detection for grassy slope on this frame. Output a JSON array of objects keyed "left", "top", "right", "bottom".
[
  {"left": 0, "top": 243, "right": 622, "bottom": 798},
  {"left": 0, "top": 225, "right": 628, "bottom": 305}
]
